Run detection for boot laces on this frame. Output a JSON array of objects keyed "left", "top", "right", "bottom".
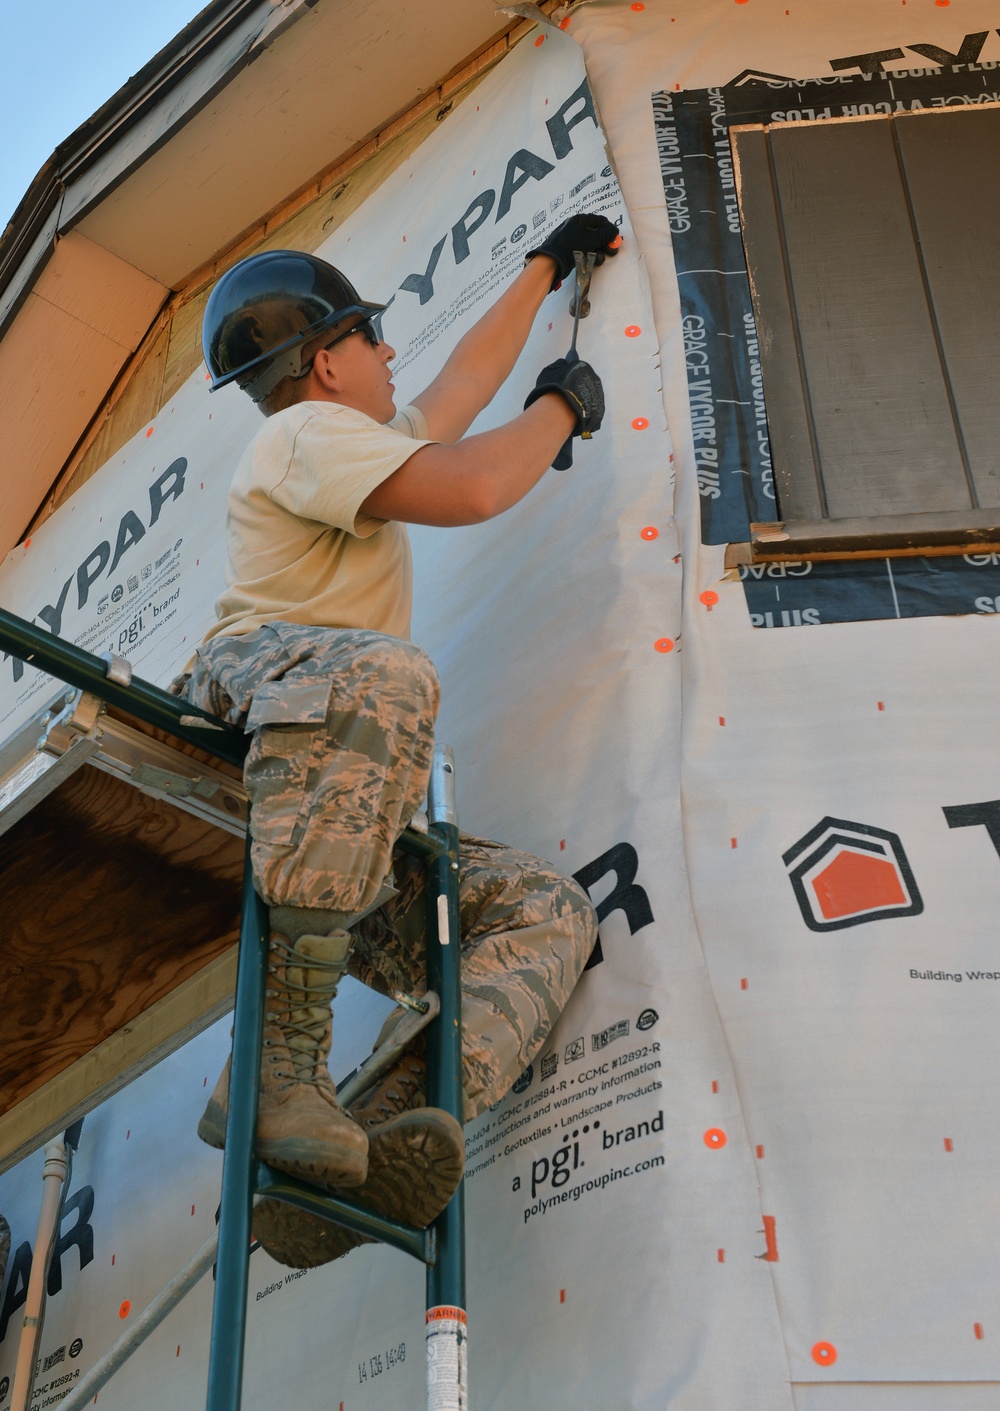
[
  {"left": 354, "top": 1056, "right": 426, "bottom": 1125},
  {"left": 264, "top": 935, "right": 347, "bottom": 1089}
]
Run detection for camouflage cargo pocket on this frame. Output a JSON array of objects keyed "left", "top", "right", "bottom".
[{"left": 244, "top": 722, "right": 323, "bottom": 848}]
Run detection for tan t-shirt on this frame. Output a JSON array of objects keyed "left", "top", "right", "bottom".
[{"left": 205, "top": 401, "right": 434, "bottom": 644}]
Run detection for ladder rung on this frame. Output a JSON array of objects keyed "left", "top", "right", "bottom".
[{"left": 254, "top": 1163, "right": 437, "bottom": 1264}]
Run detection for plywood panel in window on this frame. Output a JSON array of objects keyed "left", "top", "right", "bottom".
[
  {"left": 894, "top": 107, "right": 1000, "bottom": 510},
  {"left": 733, "top": 125, "right": 824, "bottom": 521},
  {"left": 767, "top": 117, "right": 969, "bottom": 519}
]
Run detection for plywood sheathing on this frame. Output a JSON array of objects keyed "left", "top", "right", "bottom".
[
  {"left": 52, "top": 319, "right": 172, "bottom": 510},
  {"left": 0, "top": 758, "right": 243, "bottom": 1173},
  {"left": 0, "top": 232, "right": 167, "bottom": 555}
]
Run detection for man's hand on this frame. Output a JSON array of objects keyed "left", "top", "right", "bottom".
[
  {"left": 525, "top": 213, "right": 622, "bottom": 289},
  {"left": 524, "top": 357, "right": 605, "bottom": 468}
]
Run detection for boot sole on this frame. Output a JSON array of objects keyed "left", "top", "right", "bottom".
[
  {"left": 260, "top": 1137, "right": 367, "bottom": 1190},
  {"left": 253, "top": 1108, "right": 465, "bottom": 1269},
  {"left": 197, "top": 1100, "right": 368, "bottom": 1188},
  {"left": 197, "top": 1099, "right": 226, "bottom": 1150}
]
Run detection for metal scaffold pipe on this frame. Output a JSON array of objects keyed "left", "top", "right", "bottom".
[
  {"left": 10, "top": 1142, "right": 68, "bottom": 1411},
  {"left": 58, "top": 1230, "right": 223, "bottom": 1411}
]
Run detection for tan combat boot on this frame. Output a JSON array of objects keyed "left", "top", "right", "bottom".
[
  {"left": 252, "top": 1055, "right": 465, "bottom": 1269},
  {"left": 198, "top": 931, "right": 368, "bottom": 1190}
]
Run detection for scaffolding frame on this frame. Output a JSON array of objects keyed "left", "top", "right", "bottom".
[{"left": 0, "top": 607, "right": 467, "bottom": 1411}]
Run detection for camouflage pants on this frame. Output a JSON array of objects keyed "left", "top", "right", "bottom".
[{"left": 177, "top": 623, "right": 596, "bottom": 1117}]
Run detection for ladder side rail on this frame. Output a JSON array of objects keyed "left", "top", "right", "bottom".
[
  {"left": 205, "top": 842, "right": 269, "bottom": 1411},
  {"left": 0, "top": 607, "right": 248, "bottom": 767},
  {"left": 425, "top": 747, "right": 468, "bottom": 1409}
]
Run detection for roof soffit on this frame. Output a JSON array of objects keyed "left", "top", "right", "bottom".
[{"left": 73, "top": 0, "right": 509, "bottom": 287}]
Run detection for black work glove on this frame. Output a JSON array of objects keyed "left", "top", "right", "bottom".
[
  {"left": 524, "top": 355, "right": 605, "bottom": 470},
  {"left": 526, "top": 212, "right": 622, "bottom": 289}
]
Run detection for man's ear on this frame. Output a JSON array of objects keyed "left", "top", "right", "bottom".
[{"left": 310, "top": 347, "right": 343, "bottom": 394}]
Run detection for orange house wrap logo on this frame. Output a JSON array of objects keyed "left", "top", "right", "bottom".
[{"left": 783, "top": 817, "right": 923, "bottom": 932}]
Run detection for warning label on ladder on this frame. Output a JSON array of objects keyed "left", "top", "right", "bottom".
[{"left": 425, "top": 1306, "right": 468, "bottom": 1411}]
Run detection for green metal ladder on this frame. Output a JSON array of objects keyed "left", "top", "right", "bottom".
[{"left": 0, "top": 607, "right": 468, "bottom": 1411}]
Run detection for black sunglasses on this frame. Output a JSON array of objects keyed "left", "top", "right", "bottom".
[
  {"left": 322, "top": 313, "right": 383, "bottom": 353},
  {"left": 293, "top": 313, "right": 385, "bottom": 383}
]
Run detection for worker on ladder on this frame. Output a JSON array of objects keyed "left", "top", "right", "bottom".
[{"left": 171, "top": 212, "right": 617, "bottom": 1268}]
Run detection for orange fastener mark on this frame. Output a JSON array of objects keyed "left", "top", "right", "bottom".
[
  {"left": 756, "top": 1144, "right": 764, "bottom": 1158},
  {"left": 632, "top": 416, "right": 649, "bottom": 430},
  {"left": 145, "top": 427, "right": 154, "bottom": 438},
  {"left": 812, "top": 1342, "right": 837, "bottom": 1366},
  {"left": 641, "top": 526, "right": 659, "bottom": 540},
  {"left": 119, "top": 1301, "right": 131, "bottom": 1320},
  {"left": 717, "top": 1248, "right": 725, "bottom": 1262},
  {"left": 877, "top": 701, "right": 885, "bottom": 711},
  {"left": 535, "top": 34, "right": 546, "bottom": 46},
  {"left": 559, "top": 839, "right": 566, "bottom": 851},
  {"left": 712, "top": 1080, "right": 719, "bottom": 1094},
  {"left": 560, "top": 15, "right": 571, "bottom": 26},
  {"left": 719, "top": 716, "right": 726, "bottom": 726},
  {"left": 176, "top": 1345, "right": 181, "bottom": 1357},
  {"left": 701, "top": 590, "right": 719, "bottom": 608},
  {"left": 626, "top": 325, "right": 642, "bottom": 337},
  {"left": 559, "top": 1289, "right": 566, "bottom": 1303},
  {"left": 610, "top": 235, "right": 623, "bottom": 249},
  {"left": 761, "top": 1215, "right": 779, "bottom": 1262},
  {"left": 936, "top": 0, "right": 950, "bottom": 6},
  {"left": 730, "top": 838, "right": 738, "bottom": 849},
  {"left": 944, "top": 1137, "right": 954, "bottom": 1152},
  {"left": 975, "top": 1323, "right": 984, "bottom": 1340},
  {"left": 704, "top": 1128, "right": 727, "bottom": 1149},
  {"left": 632, "top": 2, "right": 645, "bottom": 8},
  {"left": 24, "top": 538, "right": 31, "bottom": 548},
  {"left": 111, "top": 1254, "right": 115, "bottom": 1266},
  {"left": 654, "top": 638, "right": 675, "bottom": 653},
  {"left": 740, "top": 978, "right": 748, "bottom": 991}
]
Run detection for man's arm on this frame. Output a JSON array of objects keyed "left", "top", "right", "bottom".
[
  {"left": 410, "top": 257, "right": 556, "bottom": 444},
  {"left": 411, "top": 212, "right": 621, "bottom": 443},
  {"left": 360, "top": 395, "right": 577, "bottom": 526}
]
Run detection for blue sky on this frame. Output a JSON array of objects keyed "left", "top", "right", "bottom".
[{"left": 0, "top": 0, "right": 208, "bottom": 232}]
